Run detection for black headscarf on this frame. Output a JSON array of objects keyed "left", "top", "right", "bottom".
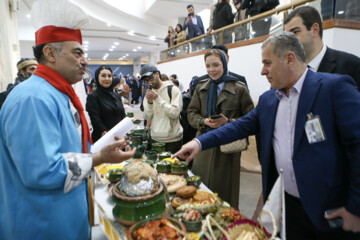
[
  {"left": 205, "top": 49, "right": 238, "bottom": 118},
  {"left": 94, "top": 65, "right": 115, "bottom": 92}
]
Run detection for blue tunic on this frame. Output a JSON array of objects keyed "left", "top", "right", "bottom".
[{"left": 0, "top": 75, "right": 90, "bottom": 239}]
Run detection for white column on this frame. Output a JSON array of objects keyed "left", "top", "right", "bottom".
[
  {"left": 0, "top": 0, "right": 20, "bottom": 91},
  {"left": 133, "top": 56, "right": 141, "bottom": 76}
]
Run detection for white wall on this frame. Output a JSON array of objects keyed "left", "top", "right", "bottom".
[
  {"left": 158, "top": 28, "right": 360, "bottom": 101},
  {"left": 0, "top": 0, "right": 20, "bottom": 91}
]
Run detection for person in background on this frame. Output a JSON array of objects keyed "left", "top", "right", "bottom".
[
  {"left": 174, "top": 24, "right": 187, "bottom": 45},
  {"left": 284, "top": 5, "right": 360, "bottom": 89},
  {"left": 141, "top": 64, "right": 183, "bottom": 154},
  {"left": 164, "top": 26, "right": 175, "bottom": 48},
  {"left": 14, "top": 58, "right": 38, "bottom": 85},
  {"left": 197, "top": 44, "right": 249, "bottom": 89},
  {"left": 234, "top": 0, "right": 249, "bottom": 41},
  {"left": 0, "top": 1, "right": 135, "bottom": 239},
  {"left": 170, "top": 74, "right": 184, "bottom": 92},
  {"left": 0, "top": 58, "right": 38, "bottom": 109},
  {"left": 240, "top": 0, "right": 279, "bottom": 37},
  {"left": 183, "top": 4, "right": 205, "bottom": 51},
  {"left": 186, "top": 49, "right": 254, "bottom": 209},
  {"left": 86, "top": 65, "right": 126, "bottom": 142},
  {"left": 174, "top": 32, "right": 360, "bottom": 239},
  {"left": 161, "top": 73, "right": 169, "bottom": 81},
  {"left": 130, "top": 76, "right": 141, "bottom": 104},
  {"left": 212, "top": 0, "right": 234, "bottom": 44}
]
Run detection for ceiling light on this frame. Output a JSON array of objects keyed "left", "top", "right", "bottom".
[
  {"left": 177, "top": 50, "right": 180, "bottom": 52},
  {"left": 105, "top": 53, "right": 109, "bottom": 56},
  {"left": 83, "top": 45, "right": 88, "bottom": 48},
  {"left": 128, "top": 30, "right": 135, "bottom": 36},
  {"left": 26, "top": 14, "right": 31, "bottom": 19},
  {"left": 84, "top": 41, "right": 89, "bottom": 44},
  {"left": 114, "top": 42, "right": 119, "bottom": 45},
  {"left": 109, "top": 49, "right": 114, "bottom": 51},
  {"left": 137, "top": 46, "right": 142, "bottom": 49},
  {"left": 106, "top": 23, "right": 112, "bottom": 27},
  {"left": 148, "top": 36, "right": 156, "bottom": 40},
  {"left": 133, "top": 49, "right": 137, "bottom": 52},
  {"left": 125, "top": 54, "right": 129, "bottom": 56},
  {"left": 111, "top": 45, "right": 115, "bottom": 49},
  {"left": 338, "top": 10, "right": 344, "bottom": 15}
]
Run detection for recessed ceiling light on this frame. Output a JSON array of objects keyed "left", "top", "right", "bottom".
[
  {"left": 83, "top": 45, "right": 88, "bottom": 48},
  {"left": 107, "top": 23, "right": 112, "bottom": 27},
  {"left": 128, "top": 31, "right": 135, "bottom": 36},
  {"left": 148, "top": 36, "right": 156, "bottom": 40},
  {"left": 137, "top": 46, "right": 142, "bottom": 49},
  {"left": 338, "top": 10, "right": 344, "bottom": 15},
  {"left": 125, "top": 54, "right": 129, "bottom": 56},
  {"left": 111, "top": 45, "right": 115, "bottom": 49},
  {"left": 114, "top": 42, "right": 119, "bottom": 45},
  {"left": 109, "top": 49, "right": 114, "bottom": 51},
  {"left": 83, "top": 41, "right": 89, "bottom": 44},
  {"left": 133, "top": 49, "right": 137, "bottom": 52},
  {"left": 26, "top": 14, "right": 31, "bottom": 19}
]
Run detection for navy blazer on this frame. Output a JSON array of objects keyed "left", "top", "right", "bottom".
[
  {"left": 197, "top": 70, "right": 360, "bottom": 231},
  {"left": 183, "top": 15, "right": 205, "bottom": 39}
]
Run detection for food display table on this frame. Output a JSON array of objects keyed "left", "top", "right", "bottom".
[{"left": 91, "top": 161, "right": 211, "bottom": 240}]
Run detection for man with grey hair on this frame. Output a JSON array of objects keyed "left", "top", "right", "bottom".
[{"left": 174, "top": 32, "right": 360, "bottom": 238}]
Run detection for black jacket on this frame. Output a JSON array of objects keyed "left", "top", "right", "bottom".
[
  {"left": 213, "top": 2, "right": 234, "bottom": 30},
  {"left": 318, "top": 47, "right": 360, "bottom": 90},
  {"left": 86, "top": 89, "right": 126, "bottom": 142}
]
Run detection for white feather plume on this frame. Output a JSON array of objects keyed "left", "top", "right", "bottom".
[{"left": 31, "top": 0, "right": 90, "bottom": 30}]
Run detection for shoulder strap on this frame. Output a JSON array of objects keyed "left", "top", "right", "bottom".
[{"left": 167, "top": 85, "right": 173, "bottom": 102}]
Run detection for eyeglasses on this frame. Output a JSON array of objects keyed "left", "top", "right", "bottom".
[{"left": 144, "top": 73, "right": 155, "bottom": 82}]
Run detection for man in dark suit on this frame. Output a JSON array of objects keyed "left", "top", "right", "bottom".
[
  {"left": 197, "top": 44, "right": 249, "bottom": 89},
  {"left": 284, "top": 6, "right": 360, "bottom": 89},
  {"left": 174, "top": 32, "right": 360, "bottom": 239},
  {"left": 183, "top": 4, "right": 205, "bottom": 52}
]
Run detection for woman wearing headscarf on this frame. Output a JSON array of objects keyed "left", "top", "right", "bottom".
[
  {"left": 86, "top": 65, "right": 126, "bottom": 142},
  {"left": 174, "top": 24, "right": 187, "bottom": 45},
  {"left": 187, "top": 49, "right": 254, "bottom": 209}
]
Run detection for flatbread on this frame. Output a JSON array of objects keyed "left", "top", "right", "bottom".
[{"left": 160, "top": 174, "right": 187, "bottom": 192}]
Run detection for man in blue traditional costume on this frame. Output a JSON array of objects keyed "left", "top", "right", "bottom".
[{"left": 0, "top": 0, "right": 135, "bottom": 239}]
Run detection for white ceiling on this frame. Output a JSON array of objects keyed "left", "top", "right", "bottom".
[{"left": 17, "top": 0, "right": 214, "bottom": 61}]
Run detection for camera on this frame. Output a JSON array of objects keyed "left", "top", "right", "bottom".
[
  {"left": 188, "top": 13, "right": 191, "bottom": 17},
  {"left": 149, "top": 83, "right": 153, "bottom": 90},
  {"left": 116, "top": 88, "right": 123, "bottom": 94},
  {"left": 168, "top": 30, "right": 170, "bottom": 33}
]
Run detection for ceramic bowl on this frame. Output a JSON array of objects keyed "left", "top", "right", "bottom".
[
  {"left": 182, "top": 218, "right": 202, "bottom": 233},
  {"left": 112, "top": 182, "right": 166, "bottom": 226},
  {"left": 171, "top": 161, "right": 188, "bottom": 175},
  {"left": 152, "top": 142, "right": 166, "bottom": 153},
  {"left": 131, "top": 144, "right": 146, "bottom": 159},
  {"left": 127, "top": 216, "right": 186, "bottom": 240},
  {"left": 145, "top": 150, "right": 158, "bottom": 161},
  {"left": 108, "top": 169, "right": 123, "bottom": 183},
  {"left": 131, "top": 134, "right": 143, "bottom": 145},
  {"left": 158, "top": 151, "right": 172, "bottom": 161},
  {"left": 156, "top": 161, "right": 172, "bottom": 173},
  {"left": 127, "top": 112, "right": 134, "bottom": 118},
  {"left": 132, "top": 119, "right": 142, "bottom": 125},
  {"left": 186, "top": 175, "right": 201, "bottom": 188}
]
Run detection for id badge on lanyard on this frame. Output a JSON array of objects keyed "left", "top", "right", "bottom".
[{"left": 305, "top": 112, "right": 326, "bottom": 144}]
